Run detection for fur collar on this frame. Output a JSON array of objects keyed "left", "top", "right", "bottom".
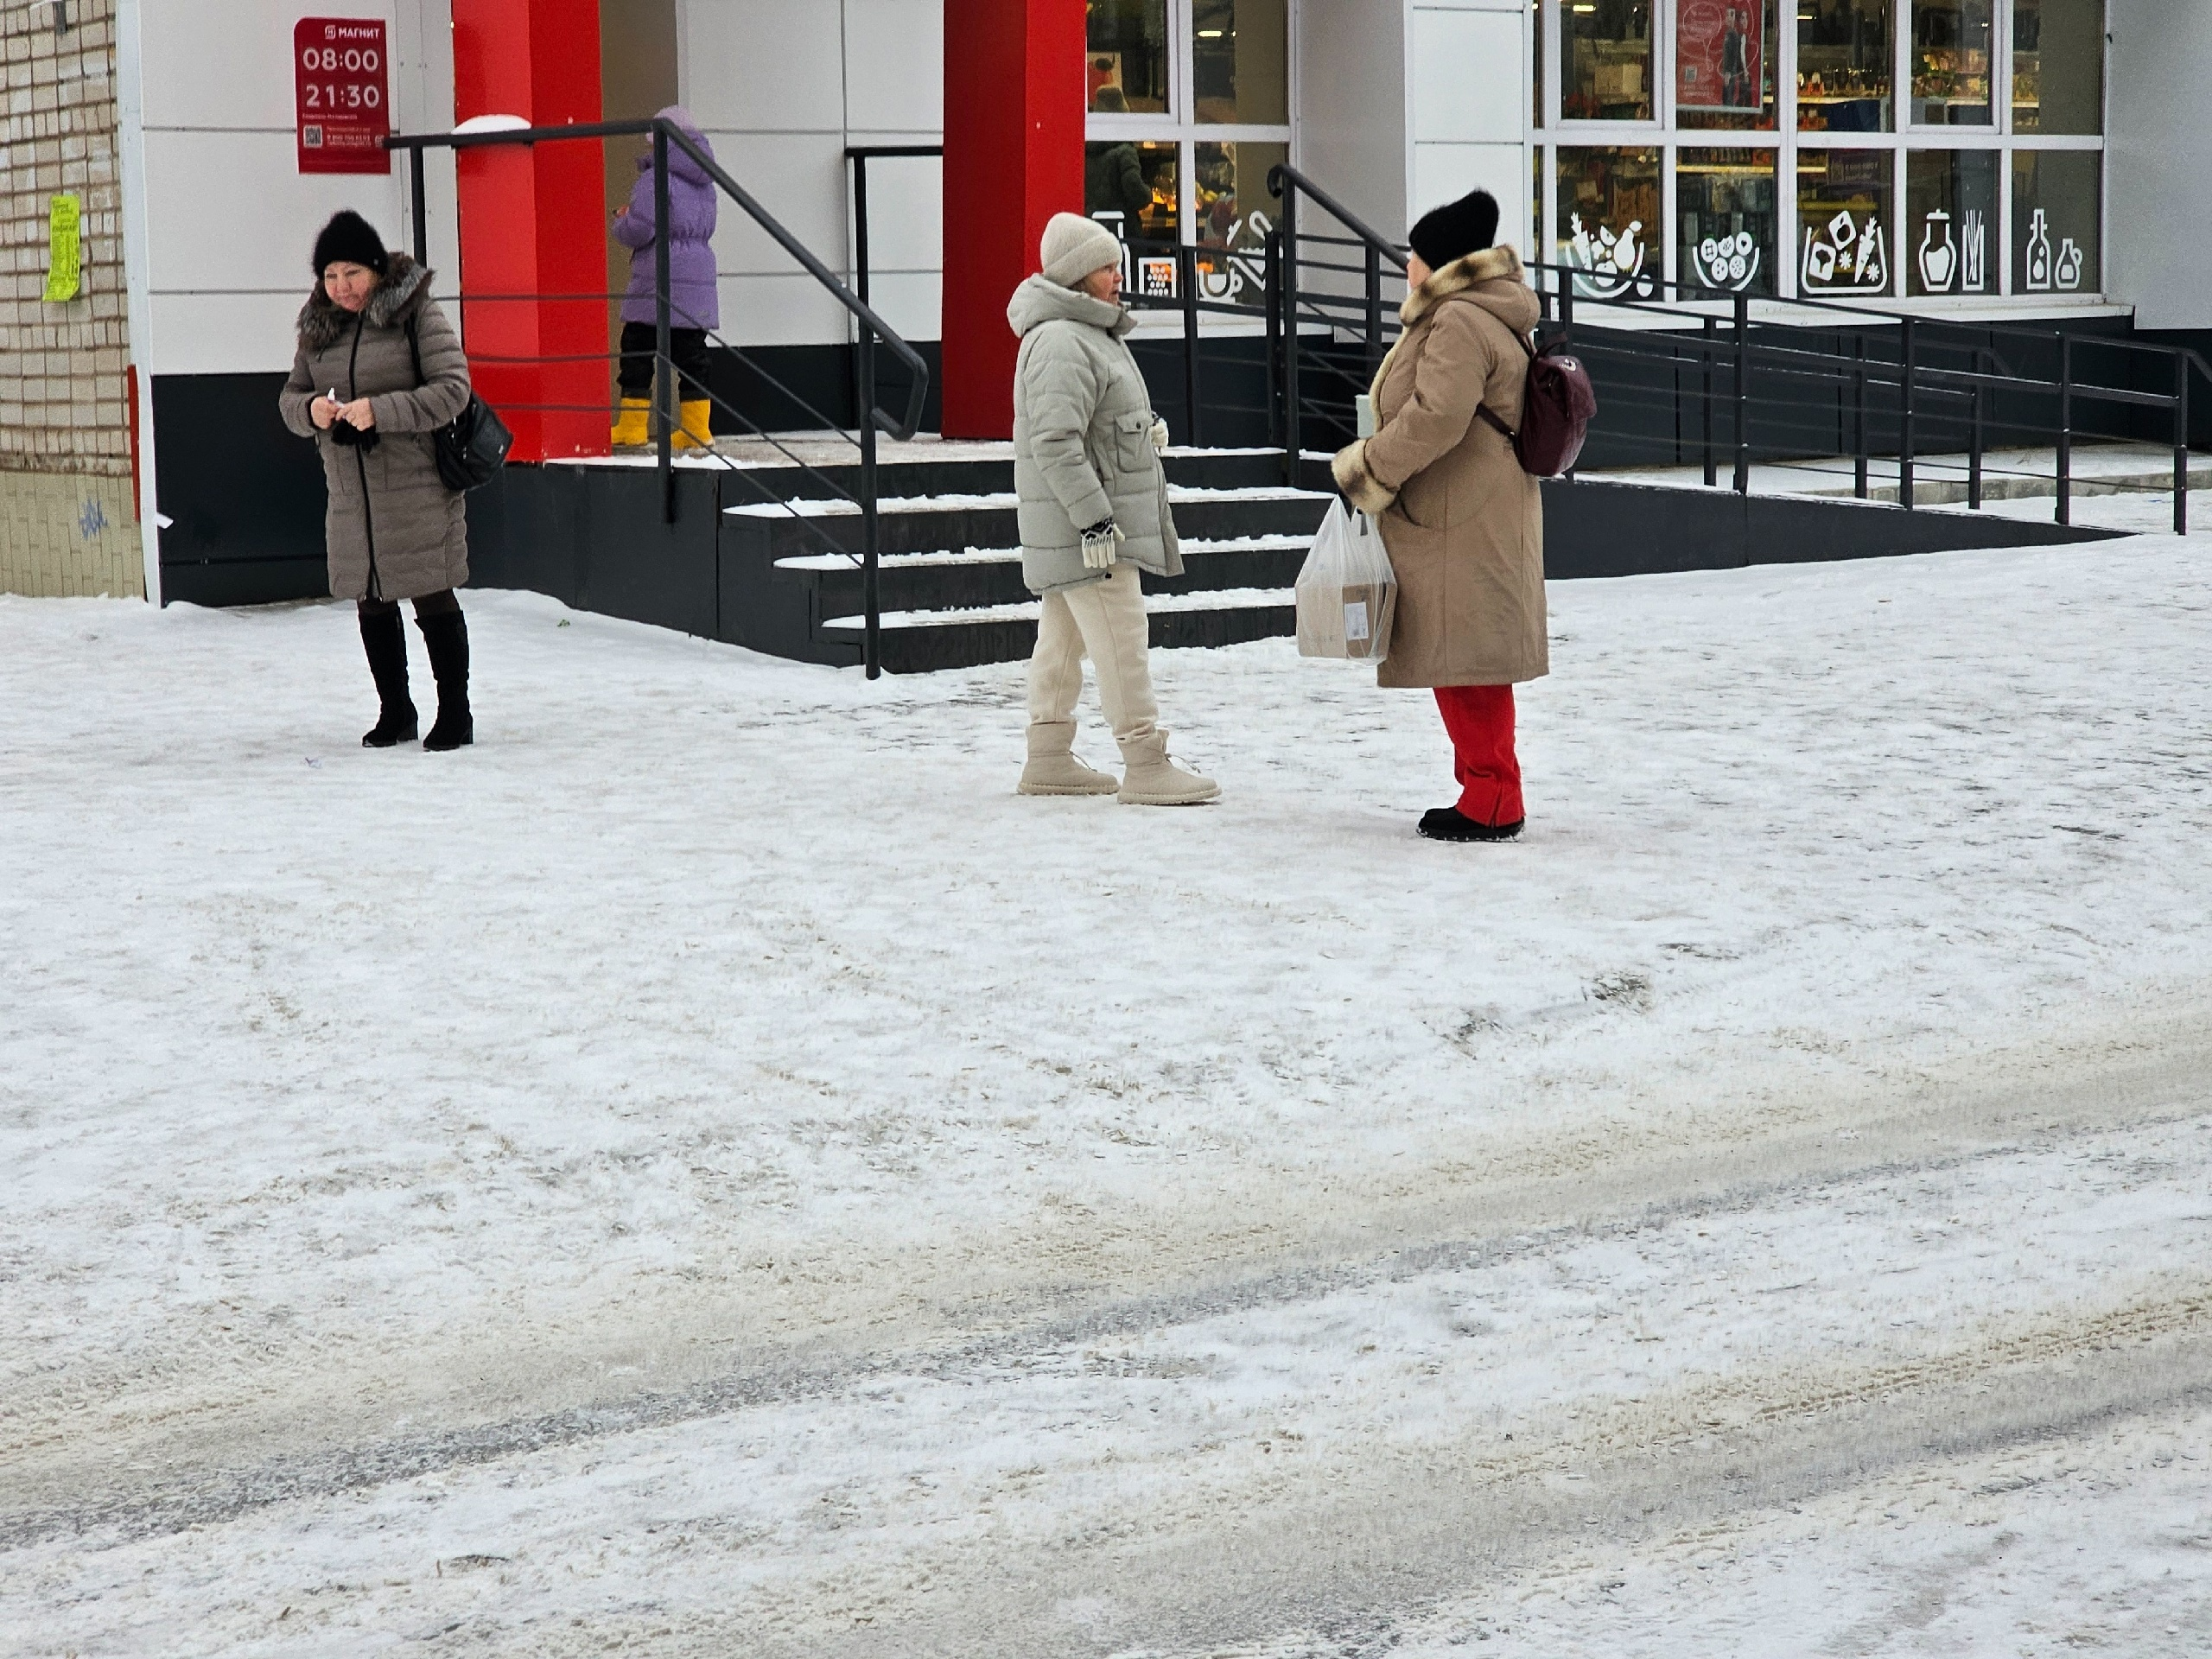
[
  {"left": 1400, "top": 245, "right": 1525, "bottom": 327},
  {"left": 296, "top": 252, "right": 434, "bottom": 351}
]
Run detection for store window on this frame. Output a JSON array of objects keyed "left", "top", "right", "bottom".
[
  {"left": 1796, "top": 148, "right": 1893, "bottom": 294},
  {"left": 1557, "top": 147, "right": 1660, "bottom": 296},
  {"left": 1904, "top": 150, "right": 1998, "bottom": 296},
  {"left": 1083, "top": 0, "right": 1287, "bottom": 305},
  {"left": 1678, "top": 149, "right": 1777, "bottom": 295},
  {"left": 1798, "top": 0, "right": 1894, "bottom": 131},
  {"left": 1088, "top": 0, "right": 1171, "bottom": 114},
  {"left": 2013, "top": 0, "right": 2103, "bottom": 134},
  {"left": 1085, "top": 140, "right": 1179, "bottom": 243},
  {"left": 1563, "top": 1, "right": 1656, "bottom": 123},
  {"left": 1910, "top": 0, "right": 1993, "bottom": 125},
  {"left": 1192, "top": 0, "right": 1287, "bottom": 124},
  {"left": 2012, "top": 149, "right": 2098, "bottom": 294},
  {"left": 1192, "top": 140, "right": 1282, "bottom": 302},
  {"left": 1675, "top": 0, "right": 1777, "bottom": 131}
]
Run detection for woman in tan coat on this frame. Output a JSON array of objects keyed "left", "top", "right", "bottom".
[{"left": 1332, "top": 189, "right": 1545, "bottom": 842}]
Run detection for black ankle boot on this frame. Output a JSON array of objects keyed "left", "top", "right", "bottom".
[
  {"left": 359, "top": 607, "right": 418, "bottom": 747},
  {"left": 1418, "top": 806, "right": 1523, "bottom": 842},
  {"left": 416, "top": 608, "right": 474, "bottom": 751}
]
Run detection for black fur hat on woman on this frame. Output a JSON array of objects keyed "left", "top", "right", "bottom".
[
  {"left": 312, "top": 209, "right": 390, "bottom": 276},
  {"left": 1408, "top": 188, "right": 1501, "bottom": 270}
]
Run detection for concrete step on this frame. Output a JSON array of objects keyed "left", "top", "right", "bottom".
[{"left": 772, "top": 534, "right": 1314, "bottom": 617}]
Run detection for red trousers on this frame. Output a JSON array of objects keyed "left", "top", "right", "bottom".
[{"left": 1433, "top": 684, "right": 1523, "bottom": 826}]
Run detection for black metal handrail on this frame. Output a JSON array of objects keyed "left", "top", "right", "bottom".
[
  {"left": 1265, "top": 162, "right": 2197, "bottom": 531},
  {"left": 387, "top": 116, "right": 932, "bottom": 677}
]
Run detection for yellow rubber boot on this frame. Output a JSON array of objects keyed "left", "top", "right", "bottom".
[
  {"left": 609, "top": 397, "right": 650, "bottom": 447},
  {"left": 672, "top": 398, "right": 715, "bottom": 450}
]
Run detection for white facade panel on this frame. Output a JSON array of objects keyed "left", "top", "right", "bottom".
[
  {"left": 700, "top": 131, "right": 849, "bottom": 276},
  {"left": 1410, "top": 8, "right": 1524, "bottom": 148},
  {"left": 859, "top": 269, "right": 942, "bottom": 345},
  {"left": 1297, "top": 0, "right": 1411, "bottom": 240},
  {"left": 841, "top": 0, "right": 944, "bottom": 135},
  {"left": 148, "top": 291, "right": 315, "bottom": 378},
  {"left": 2105, "top": 0, "right": 2212, "bottom": 329},
  {"left": 1413, "top": 143, "right": 1530, "bottom": 252},
  {"left": 679, "top": 0, "right": 848, "bottom": 133},
  {"left": 849, "top": 146, "right": 945, "bottom": 276},
  {"left": 140, "top": 0, "right": 382, "bottom": 130},
  {"left": 715, "top": 272, "right": 862, "bottom": 348}
]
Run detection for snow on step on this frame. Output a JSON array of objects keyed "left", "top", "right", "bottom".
[
  {"left": 724, "top": 485, "right": 1331, "bottom": 518},
  {"left": 772, "top": 532, "right": 1316, "bottom": 573},
  {"left": 821, "top": 586, "right": 1294, "bottom": 632}
]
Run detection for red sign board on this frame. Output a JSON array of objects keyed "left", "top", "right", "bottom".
[
  {"left": 1676, "top": 0, "right": 1764, "bottom": 114},
  {"left": 295, "top": 17, "right": 391, "bottom": 175}
]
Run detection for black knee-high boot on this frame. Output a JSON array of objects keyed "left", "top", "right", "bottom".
[
  {"left": 359, "top": 605, "right": 419, "bottom": 747},
  {"left": 416, "top": 607, "right": 474, "bottom": 751}
]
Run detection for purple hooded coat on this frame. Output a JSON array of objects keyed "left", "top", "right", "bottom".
[{"left": 614, "top": 107, "right": 719, "bottom": 330}]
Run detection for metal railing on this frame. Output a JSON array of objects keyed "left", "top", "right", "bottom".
[
  {"left": 386, "top": 117, "right": 931, "bottom": 677},
  {"left": 1264, "top": 162, "right": 2207, "bottom": 533}
]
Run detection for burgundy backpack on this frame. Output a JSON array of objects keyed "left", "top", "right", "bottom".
[{"left": 1477, "top": 331, "right": 1597, "bottom": 478}]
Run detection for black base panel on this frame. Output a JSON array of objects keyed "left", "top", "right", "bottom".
[
  {"left": 154, "top": 372, "right": 333, "bottom": 606},
  {"left": 467, "top": 463, "right": 724, "bottom": 637}
]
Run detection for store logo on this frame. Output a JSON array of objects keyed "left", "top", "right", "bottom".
[
  {"left": 1691, "top": 229, "right": 1760, "bottom": 292},
  {"left": 1567, "top": 213, "right": 1652, "bottom": 300},
  {"left": 1802, "top": 210, "right": 1886, "bottom": 291}
]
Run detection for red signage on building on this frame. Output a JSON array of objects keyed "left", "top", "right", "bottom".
[
  {"left": 1676, "top": 0, "right": 1764, "bottom": 114},
  {"left": 295, "top": 17, "right": 391, "bottom": 175}
]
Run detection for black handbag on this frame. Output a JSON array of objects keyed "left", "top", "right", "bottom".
[{"left": 405, "top": 317, "right": 512, "bottom": 491}]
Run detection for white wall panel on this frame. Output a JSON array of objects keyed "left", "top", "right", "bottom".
[
  {"left": 2106, "top": 0, "right": 2212, "bottom": 328},
  {"left": 144, "top": 130, "right": 405, "bottom": 298},
  {"left": 1412, "top": 142, "right": 1529, "bottom": 251},
  {"left": 1298, "top": 0, "right": 1411, "bottom": 239},
  {"left": 142, "top": 0, "right": 394, "bottom": 130},
  {"left": 1411, "top": 9, "right": 1524, "bottom": 146},
  {"left": 841, "top": 0, "right": 943, "bottom": 136},
  {"left": 858, "top": 269, "right": 940, "bottom": 344},
  {"left": 680, "top": 0, "right": 845, "bottom": 132},
  {"left": 715, "top": 272, "right": 856, "bottom": 347},
  {"left": 702, "top": 131, "right": 849, "bottom": 275},
  {"left": 148, "top": 291, "right": 313, "bottom": 376},
  {"left": 847, "top": 145, "right": 942, "bottom": 274}
]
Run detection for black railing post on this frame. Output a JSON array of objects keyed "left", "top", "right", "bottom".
[
  {"left": 859, "top": 317, "right": 880, "bottom": 680},
  {"left": 1181, "top": 243, "right": 1201, "bottom": 446},
  {"left": 1732, "top": 289, "right": 1749, "bottom": 496},
  {"left": 1701, "top": 315, "right": 1716, "bottom": 487},
  {"left": 653, "top": 122, "right": 674, "bottom": 523},
  {"left": 1263, "top": 231, "right": 1281, "bottom": 448},
  {"left": 1281, "top": 185, "right": 1300, "bottom": 487},
  {"left": 2056, "top": 333, "right": 2073, "bottom": 526},
  {"left": 410, "top": 147, "right": 428, "bottom": 265},
  {"left": 1899, "top": 315, "right": 1916, "bottom": 512},
  {"left": 2176, "top": 351, "right": 2190, "bottom": 536},
  {"left": 1969, "top": 351, "right": 1986, "bottom": 511},
  {"left": 1363, "top": 241, "right": 1382, "bottom": 380},
  {"left": 1853, "top": 334, "right": 1869, "bottom": 499},
  {"left": 851, "top": 153, "right": 872, "bottom": 308}
]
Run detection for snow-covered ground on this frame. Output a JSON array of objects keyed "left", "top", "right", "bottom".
[{"left": 3, "top": 523, "right": 2209, "bottom": 1656}]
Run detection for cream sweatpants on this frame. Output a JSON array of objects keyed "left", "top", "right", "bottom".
[{"left": 1026, "top": 563, "right": 1159, "bottom": 745}]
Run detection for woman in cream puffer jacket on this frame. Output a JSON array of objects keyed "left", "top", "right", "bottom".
[{"left": 1007, "top": 212, "right": 1217, "bottom": 806}]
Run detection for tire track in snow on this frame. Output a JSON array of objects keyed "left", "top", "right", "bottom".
[{"left": 4, "top": 1058, "right": 2207, "bottom": 1558}]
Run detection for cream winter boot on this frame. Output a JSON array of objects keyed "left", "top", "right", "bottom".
[
  {"left": 1116, "top": 730, "right": 1219, "bottom": 805},
  {"left": 1018, "top": 720, "right": 1119, "bottom": 796}
]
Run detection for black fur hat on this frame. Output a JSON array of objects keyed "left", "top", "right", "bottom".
[
  {"left": 312, "top": 209, "right": 389, "bottom": 276},
  {"left": 1408, "top": 189, "right": 1500, "bottom": 270}
]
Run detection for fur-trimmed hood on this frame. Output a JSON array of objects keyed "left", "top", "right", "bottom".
[
  {"left": 296, "top": 251, "right": 435, "bottom": 351},
  {"left": 1400, "top": 244, "right": 1528, "bottom": 327}
]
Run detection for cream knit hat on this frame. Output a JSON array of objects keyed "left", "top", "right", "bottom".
[{"left": 1039, "top": 212, "right": 1124, "bottom": 287}]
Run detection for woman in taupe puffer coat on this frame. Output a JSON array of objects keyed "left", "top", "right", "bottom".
[{"left": 279, "top": 211, "right": 475, "bottom": 750}]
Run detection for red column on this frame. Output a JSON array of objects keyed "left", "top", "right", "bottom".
[
  {"left": 941, "top": 0, "right": 1086, "bottom": 439},
  {"left": 450, "top": 0, "right": 607, "bottom": 461}
]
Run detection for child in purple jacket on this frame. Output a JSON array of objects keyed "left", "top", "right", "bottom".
[{"left": 611, "top": 106, "right": 720, "bottom": 448}]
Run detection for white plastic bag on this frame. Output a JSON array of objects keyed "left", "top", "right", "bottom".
[{"left": 1295, "top": 497, "right": 1397, "bottom": 663}]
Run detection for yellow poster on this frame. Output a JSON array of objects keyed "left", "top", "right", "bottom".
[{"left": 43, "top": 194, "right": 81, "bottom": 303}]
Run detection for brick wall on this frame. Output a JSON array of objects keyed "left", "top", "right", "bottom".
[{"left": 0, "top": 0, "right": 141, "bottom": 599}]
